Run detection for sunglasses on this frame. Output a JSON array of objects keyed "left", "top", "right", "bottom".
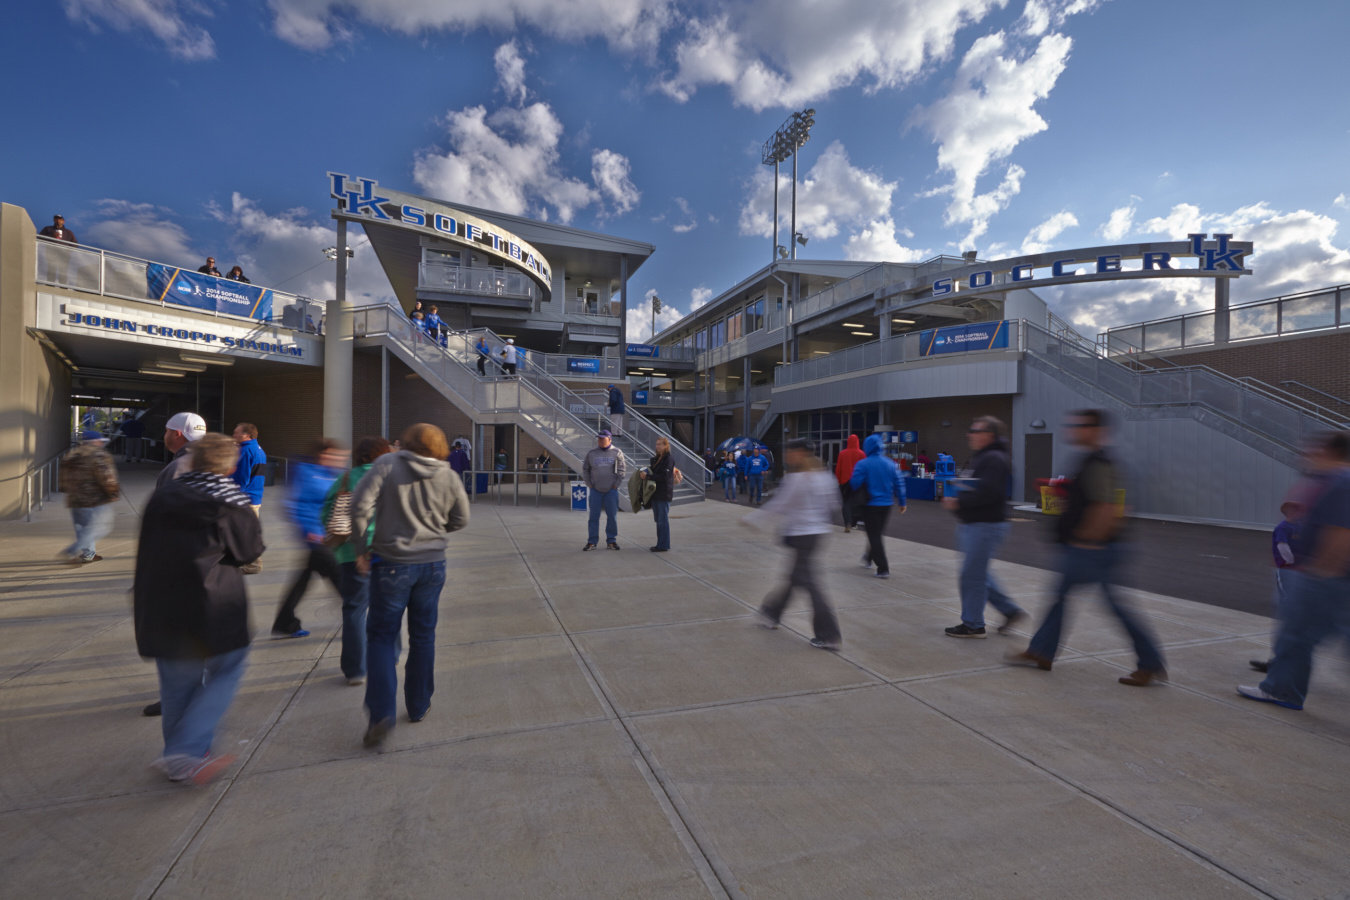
[{"left": 967, "top": 428, "right": 990, "bottom": 434}]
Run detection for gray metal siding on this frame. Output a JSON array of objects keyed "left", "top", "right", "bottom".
[{"left": 773, "top": 358, "right": 1020, "bottom": 413}]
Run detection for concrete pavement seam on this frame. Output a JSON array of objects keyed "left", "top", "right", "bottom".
[{"left": 495, "top": 508, "right": 744, "bottom": 900}]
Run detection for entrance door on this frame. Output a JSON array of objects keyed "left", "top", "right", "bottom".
[
  {"left": 1024, "top": 433, "right": 1053, "bottom": 502},
  {"left": 819, "top": 439, "right": 842, "bottom": 471}
]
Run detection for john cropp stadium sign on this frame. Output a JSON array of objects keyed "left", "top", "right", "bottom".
[{"left": 328, "top": 173, "right": 553, "bottom": 297}]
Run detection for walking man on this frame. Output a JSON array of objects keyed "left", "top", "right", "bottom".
[
  {"left": 500, "top": 338, "right": 518, "bottom": 376},
  {"left": 942, "top": 416, "right": 1025, "bottom": 638},
  {"left": 475, "top": 335, "right": 491, "bottom": 375},
  {"left": 1239, "top": 431, "right": 1350, "bottom": 710},
  {"left": 1008, "top": 410, "right": 1166, "bottom": 686},
  {"left": 232, "top": 423, "right": 266, "bottom": 574},
  {"left": 834, "top": 435, "right": 865, "bottom": 532},
  {"left": 607, "top": 383, "right": 625, "bottom": 436},
  {"left": 60, "top": 431, "right": 120, "bottom": 564},
  {"left": 848, "top": 434, "right": 907, "bottom": 579},
  {"left": 351, "top": 424, "right": 470, "bottom": 747},
  {"left": 135, "top": 433, "right": 263, "bottom": 784},
  {"left": 272, "top": 439, "right": 348, "bottom": 639},
  {"left": 747, "top": 439, "right": 844, "bottom": 650},
  {"left": 582, "top": 430, "right": 626, "bottom": 551}
]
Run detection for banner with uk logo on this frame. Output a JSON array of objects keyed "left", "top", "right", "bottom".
[{"left": 147, "top": 264, "right": 275, "bottom": 322}]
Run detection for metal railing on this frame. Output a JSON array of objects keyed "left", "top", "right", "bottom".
[
  {"left": 419, "top": 263, "right": 536, "bottom": 301},
  {"left": 637, "top": 391, "right": 704, "bottom": 409},
  {"left": 18, "top": 447, "right": 67, "bottom": 523},
  {"left": 537, "top": 353, "right": 622, "bottom": 379},
  {"left": 777, "top": 324, "right": 1019, "bottom": 386},
  {"left": 349, "top": 304, "right": 707, "bottom": 497},
  {"left": 642, "top": 344, "right": 700, "bottom": 362},
  {"left": 791, "top": 263, "right": 916, "bottom": 324},
  {"left": 1101, "top": 284, "right": 1348, "bottom": 354},
  {"left": 562, "top": 298, "right": 621, "bottom": 318},
  {"left": 35, "top": 237, "right": 321, "bottom": 333}
]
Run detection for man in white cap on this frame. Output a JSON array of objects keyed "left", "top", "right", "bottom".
[
  {"left": 500, "top": 338, "right": 518, "bottom": 376},
  {"left": 157, "top": 412, "right": 207, "bottom": 490}
]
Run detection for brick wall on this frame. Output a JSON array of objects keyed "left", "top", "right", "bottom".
[
  {"left": 1160, "top": 330, "right": 1350, "bottom": 405},
  {"left": 878, "top": 396, "right": 1013, "bottom": 465},
  {"left": 223, "top": 368, "right": 325, "bottom": 461}
]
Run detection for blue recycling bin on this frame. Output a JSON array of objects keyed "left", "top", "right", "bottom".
[{"left": 475, "top": 473, "right": 489, "bottom": 494}]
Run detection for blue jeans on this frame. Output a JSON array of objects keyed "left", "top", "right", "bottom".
[
  {"left": 338, "top": 561, "right": 369, "bottom": 680},
  {"left": 1028, "top": 544, "right": 1164, "bottom": 671},
  {"left": 652, "top": 500, "right": 671, "bottom": 549},
  {"left": 957, "top": 522, "right": 1021, "bottom": 628},
  {"left": 67, "top": 504, "right": 114, "bottom": 559},
  {"left": 1260, "top": 572, "right": 1350, "bottom": 708},
  {"left": 587, "top": 488, "right": 620, "bottom": 545},
  {"left": 156, "top": 647, "right": 249, "bottom": 759},
  {"left": 748, "top": 473, "right": 764, "bottom": 503},
  {"left": 722, "top": 478, "right": 737, "bottom": 500},
  {"left": 365, "top": 560, "right": 446, "bottom": 727}
]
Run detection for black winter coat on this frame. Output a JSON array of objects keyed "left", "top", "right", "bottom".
[
  {"left": 954, "top": 440, "right": 1010, "bottom": 524},
  {"left": 133, "top": 479, "right": 264, "bottom": 659},
  {"left": 649, "top": 452, "right": 675, "bottom": 503}
]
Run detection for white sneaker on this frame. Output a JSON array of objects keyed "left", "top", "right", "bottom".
[{"left": 1236, "top": 685, "right": 1303, "bottom": 710}]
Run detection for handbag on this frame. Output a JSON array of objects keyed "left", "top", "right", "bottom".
[
  {"left": 673, "top": 467, "right": 683, "bottom": 486},
  {"left": 323, "top": 471, "right": 353, "bottom": 548}
]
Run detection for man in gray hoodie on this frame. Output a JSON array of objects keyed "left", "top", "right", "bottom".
[
  {"left": 350, "top": 423, "right": 470, "bottom": 747},
  {"left": 582, "top": 429, "right": 626, "bottom": 550}
]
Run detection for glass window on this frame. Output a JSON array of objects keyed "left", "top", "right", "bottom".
[
  {"left": 710, "top": 320, "right": 726, "bottom": 348},
  {"left": 727, "top": 312, "right": 743, "bottom": 342},
  {"left": 695, "top": 329, "right": 707, "bottom": 351},
  {"left": 746, "top": 297, "right": 765, "bottom": 333}
]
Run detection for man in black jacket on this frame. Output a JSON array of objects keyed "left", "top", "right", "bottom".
[
  {"left": 941, "top": 416, "right": 1025, "bottom": 638},
  {"left": 134, "top": 433, "right": 264, "bottom": 784}
]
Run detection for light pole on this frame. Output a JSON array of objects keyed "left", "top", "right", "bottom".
[
  {"left": 650, "top": 294, "right": 661, "bottom": 341},
  {"left": 761, "top": 108, "right": 815, "bottom": 262}
]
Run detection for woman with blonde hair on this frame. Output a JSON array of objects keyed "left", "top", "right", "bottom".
[{"left": 642, "top": 436, "right": 675, "bottom": 552}]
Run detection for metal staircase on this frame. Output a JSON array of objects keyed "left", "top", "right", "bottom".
[{"left": 350, "top": 304, "right": 706, "bottom": 504}]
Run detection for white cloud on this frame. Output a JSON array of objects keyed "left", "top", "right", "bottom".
[
  {"left": 413, "top": 44, "right": 639, "bottom": 224},
  {"left": 266, "top": 0, "right": 671, "bottom": 55},
  {"left": 1019, "top": 0, "right": 1102, "bottom": 37},
  {"left": 1020, "top": 210, "right": 1077, "bottom": 254},
  {"left": 740, "top": 141, "right": 896, "bottom": 248},
  {"left": 690, "top": 286, "right": 713, "bottom": 309},
  {"left": 62, "top": 0, "right": 215, "bottom": 60},
  {"left": 591, "top": 149, "right": 641, "bottom": 215},
  {"left": 659, "top": 0, "right": 1007, "bottom": 111},
  {"left": 494, "top": 40, "right": 528, "bottom": 105},
  {"left": 843, "top": 218, "right": 929, "bottom": 262},
  {"left": 630, "top": 287, "right": 686, "bottom": 340},
  {"left": 1097, "top": 204, "right": 1134, "bottom": 242},
  {"left": 673, "top": 222, "right": 697, "bottom": 233},
  {"left": 83, "top": 200, "right": 197, "bottom": 263},
  {"left": 1139, "top": 203, "right": 1204, "bottom": 238},
  {"left": 1334, "top": 193, "right": 1349, "bottom": 211},
  {"left": 911, "top": 30, "right": 1072, "bottom": 247}
]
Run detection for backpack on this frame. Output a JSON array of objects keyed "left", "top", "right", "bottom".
[{"left": 323, "top": 471, "right": 354, "bottom": 548}]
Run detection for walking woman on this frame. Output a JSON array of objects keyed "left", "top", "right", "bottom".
[
  {"left": 744, "top": 439, "right": 844, "bottom": 649},
  {"left": 642, "top": 436, "right": 674, "bottom": 552}
]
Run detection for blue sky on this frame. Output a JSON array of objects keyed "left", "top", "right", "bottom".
[{"left": 3, "top": 0, "right": 1348, "bottom": 339}]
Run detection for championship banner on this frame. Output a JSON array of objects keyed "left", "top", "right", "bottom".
[
  {"left": 919, "top": 319, "right": 1010, "bottom": 356},
  {"left": 147, "top": 264, "right": 275, "bottom": 321}
]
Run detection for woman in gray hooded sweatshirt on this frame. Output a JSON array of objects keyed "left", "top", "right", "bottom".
[{"left": 350, "top": 423, "right": 470, "bottom": 747}]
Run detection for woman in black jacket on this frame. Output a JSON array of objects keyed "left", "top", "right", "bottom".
[
  {"left": 643, "top": 437, "right": 675, "bottom": 552},
  {"left": 134, "top": 433, "right": 264, "bottom": 785}
]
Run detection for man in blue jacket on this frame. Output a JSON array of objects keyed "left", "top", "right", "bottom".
[
  {"left": 272, "top": 439, "right": 347, "bottom": 637},
  {"left": 848, "top": 434, "right": 907, "bottom": 578},
  {"left": 607, "top": 384, "right": 625, "bottom": 436},
  {"left": 232, "top": 423, "right": 267, "bottom": 575},
  {"left": 745, "top": 447, "right": 771, "bottom": 504}
]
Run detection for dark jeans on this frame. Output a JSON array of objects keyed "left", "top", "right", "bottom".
[
  {"left": 747, "top": 473, "right": 764, "bottom": 503},
  {"left": 839, "top": 483, "right": 855, "bottom": 527},
  {"left": 1028, "top": 544, "right": 1164, "bottom": 671},
  {"left": 365, "top": 560, "right": 446, "bottom": 727},
  {"left": 652, "top": 500, "right": 671, "bottom": 550},
  {"left": 476, "top": 356, "right": 487, "bottom": 375},
  {"left": 861, "top": 505, "right": 892, "bottom": 575},
  {"left": 957, "top": 522, "right": 1022, "bottom": 628},
  {"left": 587, "top": 488, "right": 620, "bottom": 545},
  {"left": 338, "top": 561, "right": 369, "bottom": 680},
  {"left": 273, "top": 541, "right": 340, "bottom": 634},
  {"left": 1260, "top": 572, "right": 1350, "bottom": 708},
  {"left": 761, "top": 533, "right": 840, "bottom": 642}
]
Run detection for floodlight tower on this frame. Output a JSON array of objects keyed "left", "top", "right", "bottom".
[{"left": 761, "top": 108, "right": 816, "bottom": 261}]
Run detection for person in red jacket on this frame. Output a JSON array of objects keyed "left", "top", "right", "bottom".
[{"left": 834, "top": 434, "right": 866, "bottom": 532}]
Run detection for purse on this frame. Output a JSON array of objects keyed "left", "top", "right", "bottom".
[{"left": 323, "top": 471, "right": 353, "bottom": 548}]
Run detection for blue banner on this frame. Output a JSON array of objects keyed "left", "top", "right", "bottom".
[
  {"left": 919, "top": 320, "right": 1010, "bottom": 356},
  {"left": 626, "top": 343, "right": 659, "bottom": 358},
  {"left": 571, "top": 482, "right": 588, "bottom": 511},
  {"left": 147, "top": 264, "right": 274, "bottom": 321},
  {"left": 566, "top": 357, "right": 601, "bottom": 374},
  {"left": 633, "top": 390, "right": 648, "bottom": 405}
]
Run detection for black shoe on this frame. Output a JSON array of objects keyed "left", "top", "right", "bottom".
[
  {"left": 997, "top": 610, "right": 1028, "bottom": 635},
  {"left": 944, "top": 624, "right": 987, "bottom": 639},
  {"left": 649, "top": 546, "right": 668, "bottom": 552},
  {"left": 583, "top": 543, "right": 596, "bottom": 551},
  {"left": 363, "top": 717, "right": 394, "bottom": 748},
  {"left": 143, "top": 701, "right": 162, "bottom": 717},
  {"left": 1249, "top": 659, "right": 1269, "bottom": 673},
  {"left": 809, "top": 637, "right": 841, "bottom": 650},
  {"left": 409, "top": 710, "right": 428, "bottom": 724},
  {"left": 607, "top": 542, "right": 620, "bottom": 550}
]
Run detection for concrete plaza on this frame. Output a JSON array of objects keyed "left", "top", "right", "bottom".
[{"left": 1, "top": 468, "right": 1347, "bottom": 899}]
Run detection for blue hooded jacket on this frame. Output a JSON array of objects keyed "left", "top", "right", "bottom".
[
  {"left": 848, "top": 435, "right": 906, "bottom": 507},
  {"left": 288, "top": 462, "right": 341, "bottom": 540},
  {"left": 232, "top": 438, "right": 267, "bottom": 505},
  {"left": 746, "top": 453, "right": 771, "bottom": 475}
]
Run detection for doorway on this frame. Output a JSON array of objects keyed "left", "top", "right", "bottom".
[
  {"left": 1024, "top": 433, "right": 1053, "bottom": 502},
  {"left": 819, "top": 439, "right": 842, "bottom": 471}
]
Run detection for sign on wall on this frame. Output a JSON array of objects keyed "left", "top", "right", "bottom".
[
  {"left": 633, "top": 390, "right": 648, "bottom": 405},
  {"left": 567, "top": 357, "right": 601, "bottom": 374},
  {"left": 626, "top": 343, "right": 659, "bottom": 358},
  {"left": 919, "top": 320, "right": 1010, "bottom": 356},
  {"left": 147, "top": 264, "right": 274, "bottom": 321},
  {"left": 52, "top": 300, "right": 309, "bottom": 361}
]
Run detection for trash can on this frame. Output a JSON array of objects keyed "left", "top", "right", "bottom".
[{"left": 475, "top": 472, "right": 489, "bottom": 495}]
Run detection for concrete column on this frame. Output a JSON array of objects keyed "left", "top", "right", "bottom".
[
  {"left": 742, "top": 356, "right": 752, "bottom": 437},
  {"left": 1214, "top": 277, "right": 1230, "bottom": 345},
  {"left": 879, "top": 313, "right": 892, "bottom": 341},
  {"left": 380, "top": 345, "right": 389, "bottom": 439},
  {"left": 324, "top": 219, "right": 352, "bottom": 442}
]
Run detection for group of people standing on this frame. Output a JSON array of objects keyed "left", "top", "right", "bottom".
[{"left": 714, "top": 447, "right": 771, "bottom": 504}]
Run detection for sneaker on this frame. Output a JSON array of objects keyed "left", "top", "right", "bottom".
[
  {"left": 756, "top": 608, "right": 779, "bottom": 629},
  {"left": 649, "top": 546, "right": 669, "bottom": 552},
  {"left": 1237, "top": 685, "right": 1303, "bottom": 710},
  {"left": 1248, "top": 659, "right": 1269, "bottom": 673},
  {"left": 607, "top": 542, "right": 621, "bottom": 550},
  {"left": 347, "top": 676, "right": 366, "bottom": 686},
  {"left": 944, "top": 624, "right": 987, "bottom": 639},
  {"left": 1118, "top": 668, "right": 1167, "bottom": 687},
  {"left": 1004, "top": 650, "right": 1053, "bottom": 671},
  {"left": 408, "top": 710, "right": 428, "bottom": 724},
  {"left": 143, "top": 700, "right": 162, "bottom": 717},
  {"left": 186, "top": 753, "right": 237, "bottom": 786},
  {"left": 78, "top": 555, "right": 103, "bottom": 564},
  {"left": 875, "top": 572, "right": 890, "bottom": 579},
  {"left": 583, "top": 543, "right": 596, "bottom": 551},
  {"left": 843, "top": 525, "right": 852, "bottom": 533},
  {"left": 809, "top": 637, "right": 841, "bottom": 651},
  {"left": 363, "top": 717, "right": 395, "bottom": 748},
  {"left": 860, "top": 553, "right": 872, "bottom": 568},
  {"left": 272, "top": 629, "right": 310, "bottom": 639},
  {"left": 997, "top": 610, "right": 1028, "bottom": 636}
]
